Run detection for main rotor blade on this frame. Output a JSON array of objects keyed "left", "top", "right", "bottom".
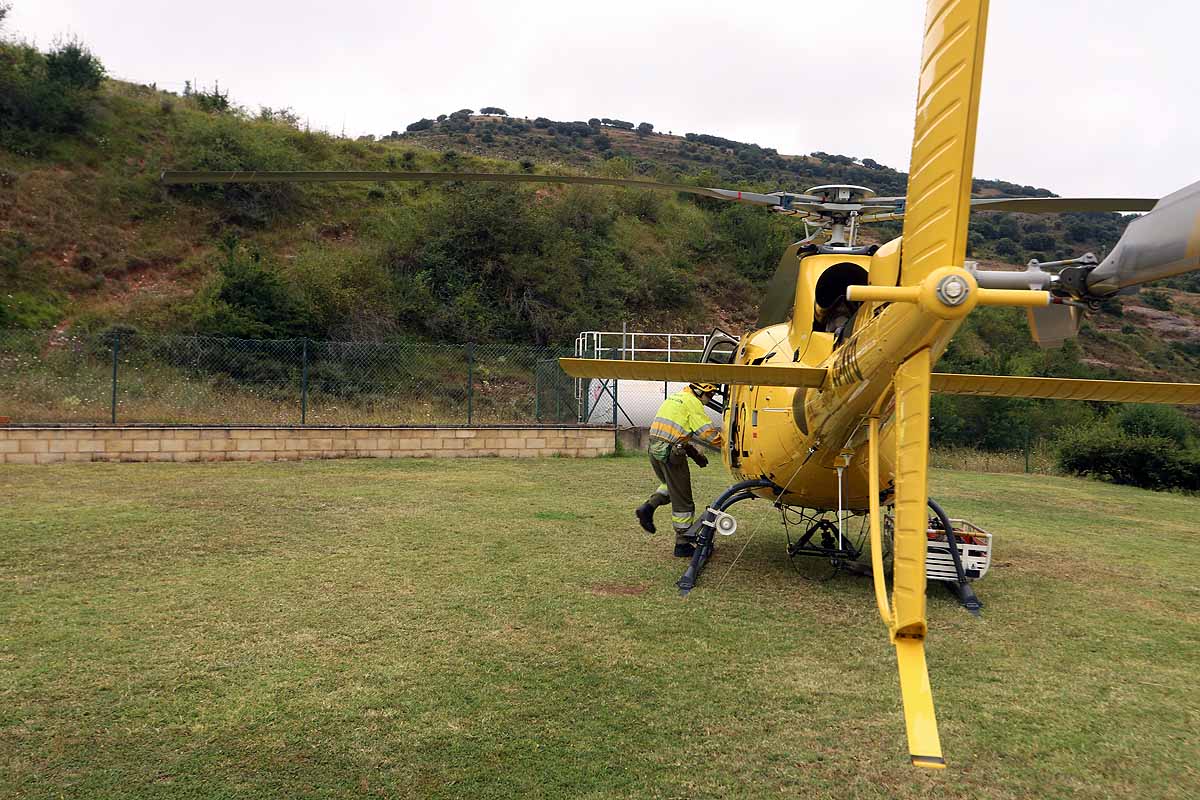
[
  {"left": 160, "top": 170, "right": 799, "bottom": 209},
  {"left": 969, "top": 197, "right": 1156, "bottom": 213},
  {"left": 1086, "top": 178, "right": 1200, "bottom": 295},
  {"left": 849, "top": 195, "right": 1158, "bottom": 225},
  {"left": 898, "top": 0, "right": 990, "bottom": 285},
  {"left": 932, "top": 372, "right": 1200, "bottom": 404}
]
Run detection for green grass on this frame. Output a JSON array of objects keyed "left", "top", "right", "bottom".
[{"left": 2, "top": 459, "right": 1197, "bottom": 799}]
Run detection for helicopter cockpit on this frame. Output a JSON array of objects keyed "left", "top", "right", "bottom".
[{"left": 813, "top": 261, "right": 869, "bottom": 343}]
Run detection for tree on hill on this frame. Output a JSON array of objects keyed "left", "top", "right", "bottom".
[
  {"left": 406, "top": 118, "right": 433, "bottom": 132},
  {"left": 0, "top": 32, "right": 109, "bottom": 153},
  {"left": 609, "top": 119, "right": 634, "bottom": 130},
  {"left": 479, "top": 106, "right": 507, "bottom": 115},
  {"left": 636, "top": 122, "right": 654, "bottom": 136}
]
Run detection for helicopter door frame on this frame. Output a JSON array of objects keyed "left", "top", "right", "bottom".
[{"left": 699, "top": 328, "right": 739, "bottom": 414}]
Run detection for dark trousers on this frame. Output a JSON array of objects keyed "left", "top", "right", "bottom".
[{"left": 646, "top": 446, "right": 695, "bottom": 545}]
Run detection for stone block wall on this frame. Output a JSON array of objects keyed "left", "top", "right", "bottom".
[{"left": 0, "top": 426, "right": 616, "bottom": 464}]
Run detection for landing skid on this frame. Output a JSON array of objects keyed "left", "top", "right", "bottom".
[{"left": 677, "top": 479, "right": 778, "bottom": 596}]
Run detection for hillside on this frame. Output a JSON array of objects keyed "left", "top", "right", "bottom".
[{"left": 1, "top": 32, "right": 1198, "bottom": 387}]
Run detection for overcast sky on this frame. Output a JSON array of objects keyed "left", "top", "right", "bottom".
[{"left": 9, "top": 1, "right": 1196, "bottom": 198}]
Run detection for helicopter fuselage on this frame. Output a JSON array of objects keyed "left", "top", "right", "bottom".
[{"left": 722, "top": 237, "right": 962, "bottom": 510}]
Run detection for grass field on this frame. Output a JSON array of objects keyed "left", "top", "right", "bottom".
[{"left": 2, "top": 456, "right": 1197, "bottom": 799}]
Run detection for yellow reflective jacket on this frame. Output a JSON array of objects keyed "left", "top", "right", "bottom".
[{"left": 648, "top": 389, "right": 724, "bottom": 460}]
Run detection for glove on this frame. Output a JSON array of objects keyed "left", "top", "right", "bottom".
[{"left": 684, "top": 444, "right": 709, "bottom": 468}]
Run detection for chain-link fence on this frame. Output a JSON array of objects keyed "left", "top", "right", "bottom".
[{"left": 0, "top": 330, "right": 588, "bottom": 426}]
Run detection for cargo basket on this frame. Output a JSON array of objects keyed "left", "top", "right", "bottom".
[{"left": 926, "top": 519, "right": 992, "bottom": 582}]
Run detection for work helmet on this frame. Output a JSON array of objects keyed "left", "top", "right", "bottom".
[{"left": 690, "top": 382, "right": 719, "bottom": 395}]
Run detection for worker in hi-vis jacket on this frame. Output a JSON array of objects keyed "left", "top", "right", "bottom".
[{"left": 634, "top": 382, "right": 724, "bottom": 557}]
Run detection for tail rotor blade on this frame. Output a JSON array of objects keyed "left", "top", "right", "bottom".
[
  {"left": 898, "top": 0, "right": 991, "bottom": 285},
  {"left": 1087, "top": 179, "right": 1200, "bottom": 295}
]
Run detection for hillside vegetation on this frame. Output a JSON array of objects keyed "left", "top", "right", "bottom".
[{"left": 2, "top": 23, "right": 1199, "bottom": 480}]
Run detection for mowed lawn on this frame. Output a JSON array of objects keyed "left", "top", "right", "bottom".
[{"left": 1, "top": 456, "right": 1197, "bottom": 799}]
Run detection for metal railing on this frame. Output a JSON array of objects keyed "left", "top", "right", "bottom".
[{"left": 572, "top": 329, "right": 719, "bottom": 428}]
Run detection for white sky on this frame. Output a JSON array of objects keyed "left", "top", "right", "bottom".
[{"left": 9, "top": 0, "right": 1196, "bottom": 198}]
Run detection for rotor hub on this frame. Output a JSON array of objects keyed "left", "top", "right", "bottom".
[{"left": 936, "top": 275, "right": 970, "bottom": 306}]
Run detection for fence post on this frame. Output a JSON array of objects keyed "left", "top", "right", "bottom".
[
  {"left": 534, "top": 360, "right": 541, "bottom": 423},
  {"left": 466, "top": 342, "right": 474, "bottom": 425},
  {"left": 110, "top": 332, "right": 120, "bottom": 424},
  {"left": 1024, "top": 420, "right": 1031, "bottom": 473},
  {"left": 301, "top": 338, "right": 309, "bottom": 425},
  {"left": 612, "top": 377, "right": 618, "bottom": 451}
]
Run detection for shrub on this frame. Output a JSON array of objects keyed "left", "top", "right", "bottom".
[
  {"left": 1024, "top": 233, "right": 1055, "bottom": 252},
  {"left": 0, "top": 37, "right": 107, "bottom": 153},
  {"left": 1117, "top": 403, "right": 1194, "bottom": 447},
  {"left": 1056, "top": 423, "right": 1198, "bottom": 491},
  {"left": 189, "top": 237, "right": 321, "bottom": 340},
  {"left": 191, "top": 84, "right": 231, "bottom": 113},
  {"left": 993, "top": 238, "right": 1020, "bottom": 259},
  {"left": 405, "top": 118, "right": 433, "bottom": 132},
  {"left": 44, "top": 38, "right": 106, "bottom": 90},
  {"left": 1142, "top": 289, "right": 1172, "bottom": 311},
  {"left": 171, "top": 115, "right": 305, "bottom": 226}
]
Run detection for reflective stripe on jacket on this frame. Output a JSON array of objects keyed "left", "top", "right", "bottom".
[{"left": 648, "top": 389, "right": 724, "bottom": 458}]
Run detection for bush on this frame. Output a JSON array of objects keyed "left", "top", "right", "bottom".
[
  {"left": 171, "top": 116, "right": 305, "bottom": 226},
  {"left": 405, "top": 118, "right": 433, "bottom": 132},
  {"left": 1056, "top": 423, "right": 1198, "bottom": 491},
  {"left": 191, "top": 84, "right": 230, "bottom": 113},
  {"left": 44, "top": 38, "right": 106, "bottom": 90},
  {"left": 189, "top": 237, "right": 321, "bottom": 340},
  {"left": 993, "top": 238, "right": 1021, "bottom": 259},
  {"left": 1117, "top": 404, "right": 1194, "bottom": 447},
  {"left": 1142, "top": 289, "right": 1172, "bottom": 311},
  {"left": 0, "top": 37, "right": 107, "bottom": 153}
]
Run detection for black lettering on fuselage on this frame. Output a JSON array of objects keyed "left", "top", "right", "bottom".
[{"left": 831, "top": 338, "right": 864, "bottom": 388}]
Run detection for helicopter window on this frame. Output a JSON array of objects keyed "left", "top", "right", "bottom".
[
  {"left": 701, "top": 328, "right": 739, "bottom": 365},
  {"left": 814, "top": 262, "right": 869, "bottom": 337}
]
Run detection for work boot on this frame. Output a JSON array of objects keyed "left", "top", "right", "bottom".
[
  {"left": 673, "top": 542, "right": 696, "bottom": 558},
  {"left": 635, "top": 503, "right": 657, "bottom": 534}
]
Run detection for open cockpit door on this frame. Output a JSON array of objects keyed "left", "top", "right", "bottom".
[{"left": 699, "top": 328, "right": 739, "bottom": 414}]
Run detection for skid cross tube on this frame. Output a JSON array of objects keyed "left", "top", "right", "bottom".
[{"left": 677, "top": 479, "right": 779, "bottom": 594}]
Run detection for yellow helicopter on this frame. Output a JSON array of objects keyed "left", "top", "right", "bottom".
[{"left": 162, "top": 0, "right": 1200, "bottom": 770}]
